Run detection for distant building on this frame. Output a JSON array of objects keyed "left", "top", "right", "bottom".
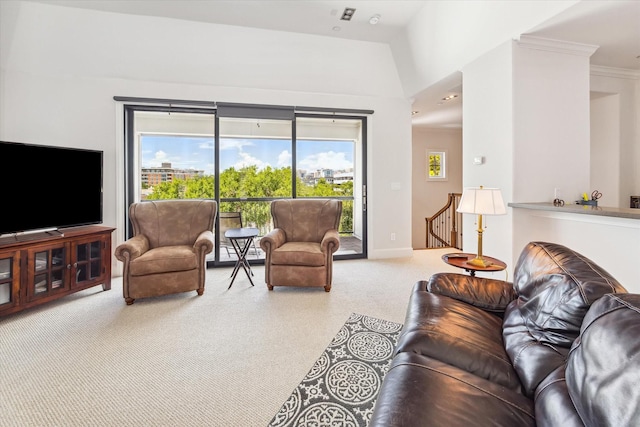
[
  {"left": 141, "top": 162, "right": 204, "bottom": 197},
  {"left": 299, "top": 168, "right": 354, "bottom": 186},
  {"left": 333, "top": 171, "right": 354, "bottom": 184}
]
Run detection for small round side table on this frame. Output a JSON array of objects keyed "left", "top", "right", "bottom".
[{"left": 442, "top": 253, "right": 506, "bottom": 277}]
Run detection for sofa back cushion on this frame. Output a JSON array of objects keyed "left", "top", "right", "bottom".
[
  {"left": 502, "top": 241, "right": 626, "bottom": 397},
  {"left": 565, "top": 293, "right": 640, "bottom": 427}
]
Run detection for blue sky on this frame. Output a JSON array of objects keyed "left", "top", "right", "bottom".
[{"left": 141, "top": 135, "right": 354, "bottom": 174}]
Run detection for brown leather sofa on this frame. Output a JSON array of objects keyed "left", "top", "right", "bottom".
[{"left": 370, "top": 241, "right": 640, "bottom": 426}]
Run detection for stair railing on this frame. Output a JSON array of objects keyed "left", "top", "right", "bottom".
[{"left": 425, "top": 193, "right": 463, "bottom": 249}]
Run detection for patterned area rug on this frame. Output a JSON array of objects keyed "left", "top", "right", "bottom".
[{"left": 268, "top": 313, "right": 403, "bottom": 427}]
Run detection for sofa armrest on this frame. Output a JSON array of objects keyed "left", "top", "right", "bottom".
[
  {"left": 259, "top": 228, "right": 286, "bottom": 253},
  {"left": 114, "top": 234, "right": 149, "bottom": 263},
  {"left": 320, "top": 229, "right": 340, "bottom": 254},
  {"left": 193, "top": 230, "right": 214, "bottom": 256},
  {"left": 425, "top": 272, "right": 517, "bottom": 314}
]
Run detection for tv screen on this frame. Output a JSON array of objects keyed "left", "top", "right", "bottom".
[{"left": 0, "top": 141, "right": 103, "bottom": 236}]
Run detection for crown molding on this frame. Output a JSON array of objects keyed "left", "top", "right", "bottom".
[
  {"left": 517, "top": 35, "right": 599, "bottom": 57},
  {"left": 591, "top": 65, "right": 640, "bottom": 80}
]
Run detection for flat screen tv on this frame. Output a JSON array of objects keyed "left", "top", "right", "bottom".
[{"left": 0, "top": 141, "right": 103, "bottom": 236}]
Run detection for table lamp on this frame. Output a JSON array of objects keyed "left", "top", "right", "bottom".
[{"left": 456, "top": 186, "right": 506, "bottom": 267}]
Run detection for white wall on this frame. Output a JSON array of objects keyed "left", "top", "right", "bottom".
[
  {"left": 512, "top": 37, "right": 595, "bottom": 205},
  {"left": 461, "top": 41, "right": 514, "bottom": 266},
  {"left": 462, "top": 36, "right": 598, "bottom": 270},
  {"left": 464, "top": 35, "right": 639, "bottom": 287},
  {"left": 411, "top": 128, "right": 462, "bottom": 249},
  {"left": 0, "top": 1, "right": 414, "bottom": 264},
  {"left": 512, "top": 209, "right": 640, "bottom": 293},
  {"left": 590, "top": 68, "right": 640, "bottom": 206},
  {"left": 590, "top": 94, "right": 620, "bottom": 206},
  {"left": 392, "top": 0, "right": 579, "bottom": 98}
]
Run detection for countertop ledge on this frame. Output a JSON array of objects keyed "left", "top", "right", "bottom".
[{"left": 508, "top": 202, "right": 640, "bottom": 220}]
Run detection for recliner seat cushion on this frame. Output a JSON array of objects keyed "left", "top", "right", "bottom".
[
  {"left": 129, "top": 245, "right": 197, "bottom": 276},
  {"left": 503, "top": 241, "right": 627, "bottom": 397},
  {"left": 396, "top": 286, "right": 523, "bottom": 392},
  {"left": 270, "top": 242, "right": 325, "bottom": 266}
]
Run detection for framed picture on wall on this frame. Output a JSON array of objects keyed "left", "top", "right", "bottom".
[{"left": 426, "top": 149, "right": 447, "bottom": 181}]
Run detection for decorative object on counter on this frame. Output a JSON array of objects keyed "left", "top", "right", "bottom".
[
  {"left": 509, "top": 202, "right": 640, "bottom": 219},
  {"left": 456, "top": 186, "right": 506, "bottom": 268},
  {"left": 552, "top": 188, "right": 564, "bottom": 206},
  {"left": 576, "top": 190, "right": 601, "bottom": 207}
]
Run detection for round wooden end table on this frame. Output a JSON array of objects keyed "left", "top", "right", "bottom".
[{"left": 442, "top": 253, "right": 507, "bottom": 277}]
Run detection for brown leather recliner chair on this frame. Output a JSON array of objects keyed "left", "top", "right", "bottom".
[
  {"left": 115, "top": 199, "right": 217, "bottom": 305},
  {"left": 259, "top": 199, "right": 342, "bottom": 292}
]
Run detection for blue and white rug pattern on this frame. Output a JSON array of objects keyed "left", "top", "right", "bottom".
[{"left": 268, "top": 313, "right": 403, "bottom": 427}]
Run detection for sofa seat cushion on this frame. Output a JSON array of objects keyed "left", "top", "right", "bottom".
[
  {"left": 129, "top": 245, "right": 197, "bottom": 276},
  {"left": 271, "top": 242, "right": 324, "bottom": 266},
  {"left": 370, "top": 352, "right": 535, "bottom": 427},
  {"left": 396, "top": 289, "right": 523, "bottom": 392}
]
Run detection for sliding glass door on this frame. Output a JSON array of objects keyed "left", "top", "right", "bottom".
[
  {"left": 124, "top": 104, "right": 367, "bottom": 267},
  {"left": 217, "top": 116, "right": 293, "bottom": 262},
  {"left": 295, "top": 116, "right": 365, "bottom": 256}
]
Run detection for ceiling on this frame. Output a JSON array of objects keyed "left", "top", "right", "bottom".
[
  {"left": 27, "top": 0, "right": 427, "bottom": 43},
  {"left": 28, "top": 0, "right": 640, "bottom": 129}
]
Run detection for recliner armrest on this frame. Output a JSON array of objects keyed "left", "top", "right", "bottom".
[
  {"left": 321, "top": 229, "right": 340, "bottom": 254},
  {"left": 259, "top": 228, "right": 286, "bottom": 253},
  {"left": 193, "top": 230, "right": 215, "bottom": 256},
  {"left": 425, "top": 273, "right": 517, "bottom": 314},
  {"left": 114, "top": 234, "right": 149, "bottom": 262}
]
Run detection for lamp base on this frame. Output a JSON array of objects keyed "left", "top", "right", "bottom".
[{"left": 467, "top": 256, "right": 493, "bottom": 268}]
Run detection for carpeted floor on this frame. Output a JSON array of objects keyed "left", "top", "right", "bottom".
[
  {"left": 268, "top": 313, "right": 403, "bottom": 427},
  {"left": 0, "top": 249, "right": 464, "bottom": 426}
]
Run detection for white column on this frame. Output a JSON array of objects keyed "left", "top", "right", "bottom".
[{"left": 462, "top": 36, "right": 598, "bottom": 268}]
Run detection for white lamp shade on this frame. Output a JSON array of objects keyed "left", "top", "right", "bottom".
[{"left": 457, "top": 187, "right": 506, "bottom": 215}]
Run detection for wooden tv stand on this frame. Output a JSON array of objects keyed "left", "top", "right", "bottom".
[{"left": 0, "top": 225, "right": 115, "bottom": 316}]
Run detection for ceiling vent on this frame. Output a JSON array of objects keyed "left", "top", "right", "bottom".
[{"left": 341, "top": 8, "right": 356, "bottom": 21}]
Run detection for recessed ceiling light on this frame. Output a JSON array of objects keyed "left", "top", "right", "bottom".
[
  {"left": 333, "top": 26, "right": 341, "bottom": 32},
  {"left": 341, "top": 8, "right": 356, "bottom": 21},
  {"left": 441, "top": 94, "right": 459, "bottom": 101},
  {"left": 369, "top": 14, "right": 381, "bottom": 25},
  {"left": 411, "top": 111, "right": 419, "bottom": 116}
]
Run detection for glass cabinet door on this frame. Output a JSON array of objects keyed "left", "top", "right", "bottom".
[
  {"left": 29, "top": 245, "right": 68, "bottom": 299},
  {"left": 34, "top": 250, "right": 49, "bottom": 294},
  {"left": 73, "top": 239, "right": 104, "bottom": 285},
  {"left": 0, "top": 254, "right": 17, "bottom": 307}
]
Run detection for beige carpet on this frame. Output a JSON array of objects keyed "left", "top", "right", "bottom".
[{"left": 1, "top": 249, "right": 462, "bottom": 427}]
